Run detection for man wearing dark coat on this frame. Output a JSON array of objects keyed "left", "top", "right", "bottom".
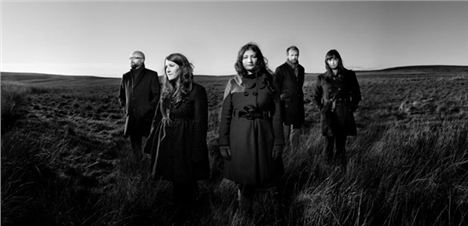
[
  {"left": 313, "top": 49, "right": 361, "bottom": 168},
  {"left": 119, "top": 51, "right": 160, "bottom": 158},
  {"left": 274, "top": 46, "right": 305, "bottom": 152}
]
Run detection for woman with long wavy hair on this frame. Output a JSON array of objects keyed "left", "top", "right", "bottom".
[
  {"left": 144, "top": 53, "right": 209, "bottom": 218},
  {"left": 218, "top": 42, "right": 284, "bottom": 215}
]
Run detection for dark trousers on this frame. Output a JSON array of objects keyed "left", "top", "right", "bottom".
[
  {"left": 283, "top": 124, "right": 302, "bottom": 152},
  {"left": 237, "top": 184, "right": 255, "bottom": 214},
  {"left": 324, "top": 135, "right": 347, "bottom": 166},
  {"left": 130, "top": 134, "right": 143, "bottom": 158}
]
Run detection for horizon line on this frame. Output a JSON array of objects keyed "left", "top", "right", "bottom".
[{"left": 2, "top": 64, "right": 467, "bottom": 79}]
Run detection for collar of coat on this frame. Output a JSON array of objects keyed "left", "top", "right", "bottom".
[
  {"left": 223, "top": 73, "right": 269, "bottom": 100},
  {"left": 131, "top": 64, "right": 145, "bottom": 73},
  {"left": 286, "top": 60, "right": 299, "bottom": 70},
  {"left": 130, "top": 65, "right": 146, "bottom": 87},
  {"left": 324, "top": 69, "right": 352, "bottom": 81}
]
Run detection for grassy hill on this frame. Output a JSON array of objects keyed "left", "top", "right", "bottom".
[
  {"left": 355, "top": 65, "right": 468, "bottom": 78},
  {"left": 1, "top": 66, "right": 468, "bottom": 225}
]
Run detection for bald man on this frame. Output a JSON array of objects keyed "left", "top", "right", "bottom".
[{"left": 119, "top": 51, "right": 160, "bottom": 159}]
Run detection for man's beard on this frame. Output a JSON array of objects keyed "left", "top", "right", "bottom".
[{"left": 131, "top": 63, "right": 139, "bottom": 69}]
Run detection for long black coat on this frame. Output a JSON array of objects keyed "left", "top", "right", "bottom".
[
  {"left": 119, "top": 67, "right": 160, "bottom": 137},
  {"left": 219, "top": 73, "right": 284, "bottom": 186},
  {"left": 313, "top": 69, "right": 361, "bottom": 136},
  {"left": 144, "top": 83, "right": 209, "bottom": 183},
  {"left": 274, "top": 62, "right": 305, "bottom": 126}
]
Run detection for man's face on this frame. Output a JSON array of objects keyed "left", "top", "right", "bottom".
[
  {"left": 287, "top": 50, "right": 299, "bottom": 64},
  {"left": 129, "top": 52, "right": 144, "bottom": 69}
]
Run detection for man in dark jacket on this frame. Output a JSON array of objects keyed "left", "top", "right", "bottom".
[
  {"left": 119, "top": 51, "right": 160, "bottom": 158},
  {"left": 274, "top": 46, "right": 305, "bottom": 152}
]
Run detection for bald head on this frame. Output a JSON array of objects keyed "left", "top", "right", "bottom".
[
  {"left": 131, "top": 51, "right": 145, "bottom": 60},
  {"left": 129, "top": 50, "right": 145, "bottom": 69}
]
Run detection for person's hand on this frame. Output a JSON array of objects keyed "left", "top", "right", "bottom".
[
  {"left": 272, "top": 145, "right": 283, "bottom": 159},
  {"left": 219, "top": 146, "right": 231, "bottom": 160}
]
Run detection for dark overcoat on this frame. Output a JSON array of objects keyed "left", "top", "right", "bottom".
[
  {"left": 144, "top": 83, "right": 209, "bottom": 183},
  {"left": 119, "top": 67, "right": 160, "bottom": 137},
  {"left": 313, "top": 69, "right": 361, "bottom": 136},
  {"left": 218, "top": 73, "right": 284, "bottom": 186},
  {"left": 274, "top": 62, "right": 305, "bottom": 126}
]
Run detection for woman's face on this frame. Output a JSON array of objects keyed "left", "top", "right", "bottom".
[
  {"left": 242, "top": 49, "right": 258, "bottom": 73},
  {"left": 165, "top": 59, "right": 181, "bottom": 81},
  {"left": 327, "top": 57, "right": 339, "bottom": 70}
]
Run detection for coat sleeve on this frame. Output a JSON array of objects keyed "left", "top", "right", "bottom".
[
  {"left": 193, "top": 86, "right": 208, "bottom": 151},
  {"left": 218, "top": 80, "right": 234, "bottom": 146},
  {"left": 349, "top": 71, "right": 361, "bottom": 110},
  {"left": 119, "top": 75, "right": 126, "bottom": 108},
  {"left": 313, "top": 75, "right": 324, "bottom": 109},
  {"left": 150, "top": 72, "right": 161, "bottom": 108},
  {"left": 298, "top": 67, "right": 305, "bottom": 97},
  {"left": 144, "top": 103, "right": 162, "bottom": 155},
  {"left": 272, "top": 90, "right": 285, "bottom": 146},
  {"left": 273, "top": 67, "right": 283, "bottom": 95}
]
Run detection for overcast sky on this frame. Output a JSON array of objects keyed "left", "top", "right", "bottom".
[{"left": 2, "top": 0, "right": 468, "bottom": 77}]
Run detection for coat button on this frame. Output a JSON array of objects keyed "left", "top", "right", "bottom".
[
  {"left": 244, "top": 92, "right": 249, "bottom": 96},
  {"left": 252, "top": 92, "right": 258, "bottom": 96}
]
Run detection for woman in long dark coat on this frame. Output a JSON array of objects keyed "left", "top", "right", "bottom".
[
  {"left": 144, "top": 53, "right": 209, "bottom": 212},
  {"left": 313, "top": 49, "right": 361, "bottom": 168},
  {"left": 218, "top": 42, "right": 284, "bottom": 214}
]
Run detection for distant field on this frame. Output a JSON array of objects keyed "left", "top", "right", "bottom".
[{"left": 1, "top": 66, "right": 468, "bottom": 225}]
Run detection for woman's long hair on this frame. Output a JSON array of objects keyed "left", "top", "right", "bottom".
[
  {"left": 234, "top": 42, "right": 272, "bottom": 77},
  {"left": 232, "top": 42, "right": 276, "bottom": 94},
  {"left": 160, "top": 53, "right": 193, "bottom": 118},
  {"left": 325, "top": 49, "right": 346, "bottom": 75}
]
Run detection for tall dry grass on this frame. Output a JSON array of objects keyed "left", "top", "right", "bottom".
[
  {"left": 2, "top": 72, "right": 468, "bottom": 225},
  {"left": 288, "top": 121, "right": 468, "bottom": 225},
  {"left": 1, "top": 81, "right": 51, "bottom": 132}
]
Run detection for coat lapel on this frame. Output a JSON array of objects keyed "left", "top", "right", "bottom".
[
  {"left": 284, "top": 62, "right": 298, "bottom": 83},
  {"left": 133, "top": 68, "right": 146, "bottom": 88}
]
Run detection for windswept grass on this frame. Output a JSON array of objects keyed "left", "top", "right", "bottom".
[
  {"left": 1, "top": 81, "right": 57, "bottom": 132},
  {"left": 288, "top": 121, "right": 468, "bottom": 225},
  {"left": 2, "top": 70, "right": 468, "bottom": 225}
]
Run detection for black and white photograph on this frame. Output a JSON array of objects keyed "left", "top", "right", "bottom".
[{"left": 1, "top": 0, "right": 468, "bottom": 225}]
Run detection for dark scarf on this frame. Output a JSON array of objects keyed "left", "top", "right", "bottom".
[
  {"left": 286, "top": 59, "right": 299, "bottom": 69},
  {"left": 286, "top": 60, "right": 299, "bottom": 78},
  {"left": 131, "top": 64, "right": 145, "bottom": 80}
]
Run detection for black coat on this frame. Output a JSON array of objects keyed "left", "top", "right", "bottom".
[
  {"left": 144, "top": 83, "right": 209, "bottom": 183},
  {"left": 218, "top": 73, "right": 284, "bottom": 186},
  {"left": 274, "top": 62, "right": 305, "bottom": 126},
  {"left": 313, "top": 69, "right": 361, "bottom": 136},
  {"left": 119, "top": 67, "right": 160, "bottom": 137}
]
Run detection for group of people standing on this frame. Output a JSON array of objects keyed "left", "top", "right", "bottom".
[{"left": 118, "top": 42, "right": 361, "bottom": 219}]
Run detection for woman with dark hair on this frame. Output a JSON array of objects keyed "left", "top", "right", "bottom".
[
  {"left": 313, "top": 49, "right": 361, "bottom": 168},
  {"left": 144, "top": 53, "right": 209, "bottom": 214},
  {"left": 218, "top": 42, "right": 284, "bottom": 214}
]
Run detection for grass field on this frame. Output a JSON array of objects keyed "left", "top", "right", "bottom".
[{"left": 1, "top": 66, "right": 468, "bottom": 225}]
